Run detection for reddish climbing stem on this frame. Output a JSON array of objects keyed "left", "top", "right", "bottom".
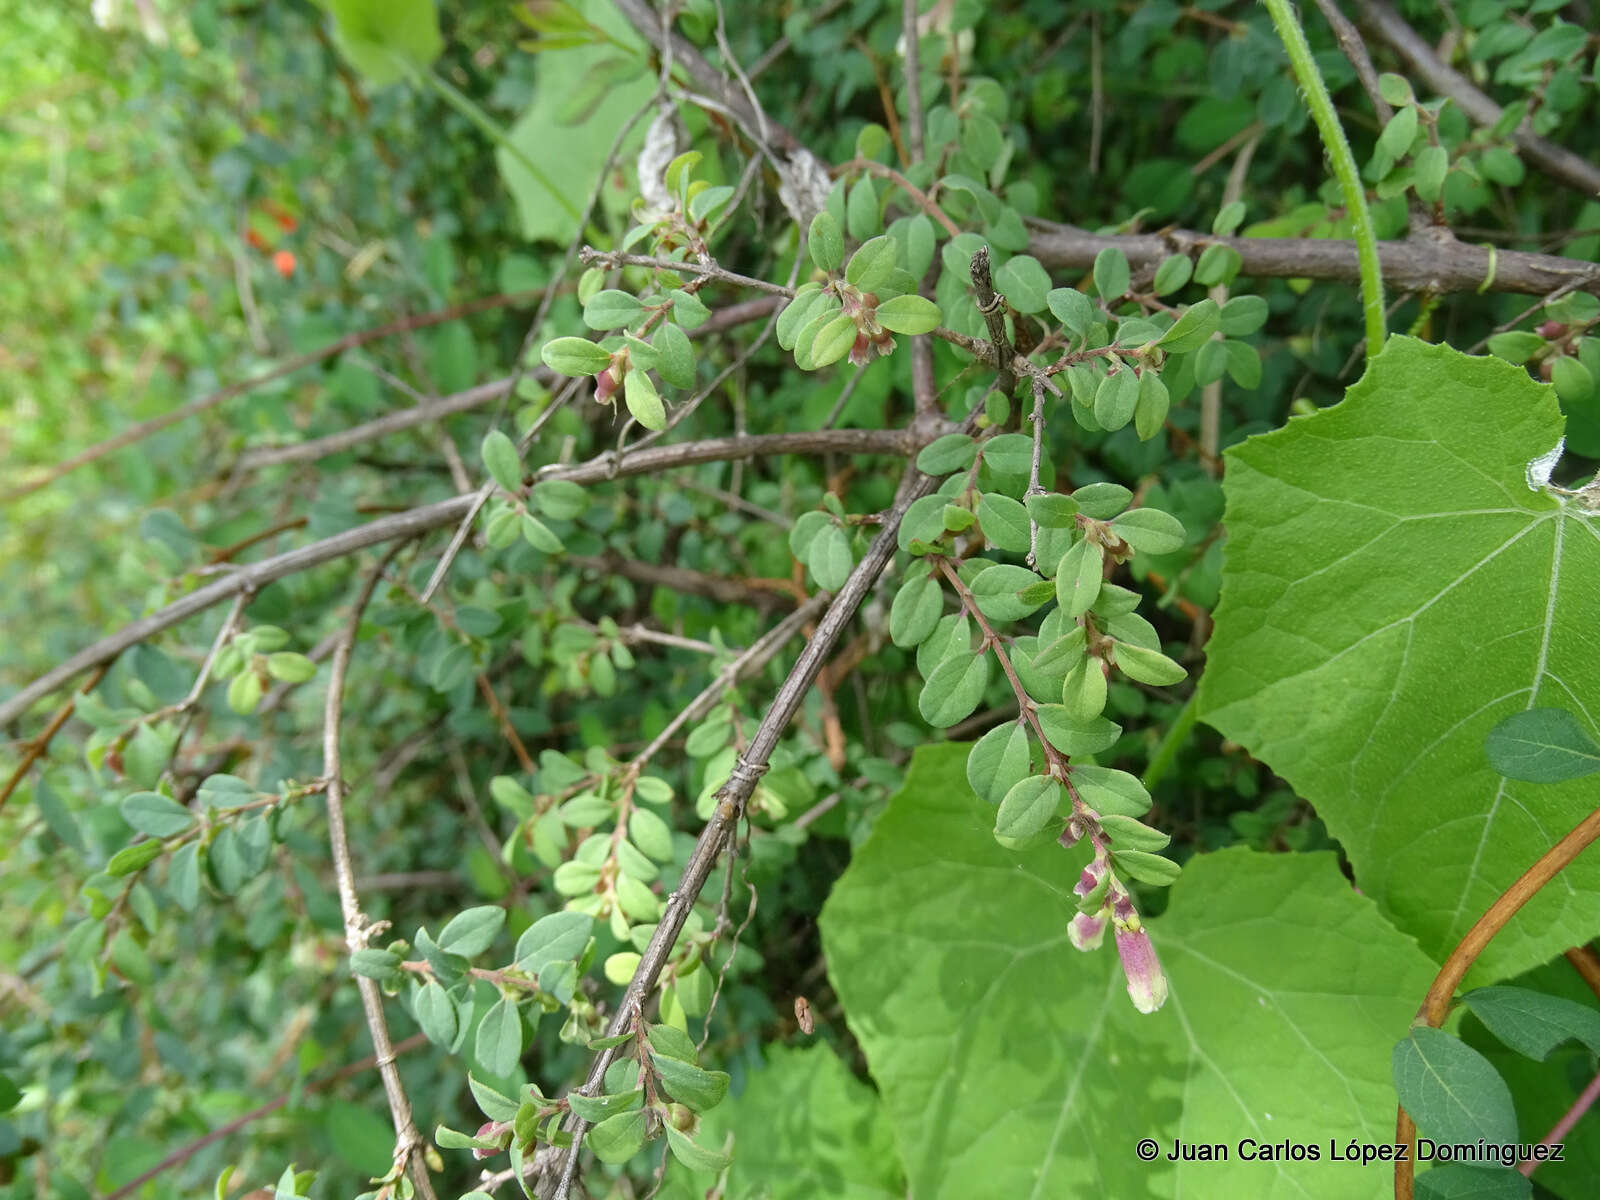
[{"left": 1394, "top": 802, "right": 1600, "bottom": 1200}]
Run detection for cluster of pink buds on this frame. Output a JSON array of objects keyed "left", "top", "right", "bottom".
[
  {"left": 841, "top": 288, "right": 895, "bottom": 367},
  {"left": 1069, "top": 849, "right": 1168, "bottom": 1014},
  {"left": 849, "top": 326, "right": 896, "bottom": 367}
]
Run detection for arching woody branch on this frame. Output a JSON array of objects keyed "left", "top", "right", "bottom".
[
  {"left": 1355, "top": 0, "right": 1600, "bottom": 201},
  {"left": 0, "top": 429, "right": 913, "bottom": 729},
  {"left": 1028, "top": 221, "right": 1600, "bottom": 298}
]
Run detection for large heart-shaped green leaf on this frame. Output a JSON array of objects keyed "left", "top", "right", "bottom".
[
  {"left": 821, "top": 744, "right": 1435, "bottom": 1198},
  {"left": 497, "top": 1, "right": 653, "bottom": 243},
  {"left": 1199, "top": 336, "right": 1600, "bottom": 980}
]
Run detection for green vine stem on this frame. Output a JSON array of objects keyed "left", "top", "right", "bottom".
[
  {"left": 1141, "top": 690, "right": 1200, "bottom": 792},
  {"left": 1263, "top": 0, "right": 1387, "bottom": 357}
]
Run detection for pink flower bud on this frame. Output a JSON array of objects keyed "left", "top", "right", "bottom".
[
  {"left": 1114, "top": 925, "right": 1168, "bottom": 1014},
  {"left": 1074, "top": 859, "right": 1106, "bottom": 897},
  {"left": 1068, "top": 910, "right": 1107, "bottom": 951},
  {"left": 1059, "top": 816, "right": 1086, "bottom": 848},
  {"left": 473, "top": 1120, "right": 506, "bottom": 1159}
]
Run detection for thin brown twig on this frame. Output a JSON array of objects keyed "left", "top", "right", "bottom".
[
  {"left": 910, "top": 331, "right": 939, "bottom": 421},
  {"left": 1199, "top": 130, "right": 1260, "bottom": 472},
  {"left": 823, "top": 366, "right": 870, "bottom": 430},
  {"left": 357, "top": 871, "right": 460, "bottom": 892},
  {"left": 418, "top": 374, "right": 587, "bottom": 604},
  {"left": 842, "top": 157, "right": 963, "bottom": 237},
  {"left": 1188, "top": 120, "right": 1266, "bottom": 177},
  {"left": 0, "top": 665, "right": 110, "bottom": 809},
  {"left": 605, "top": 250, "right": 804, "bottom": 463},
  {"left": 612, "top": 0, "right": 801, "bottom": 155},
  {"left": 624, "top": 597, "right": 825, "bottom": 778},
  {"left": 98, "top": 1033, "right": 429, "bottom": 1200},
  {"left": 1180, "top": 4, "right": 1244, "bottom": 34},
  {"left": 577, "top": 247, "right": 794, "bottom": 296},
  {"left": 857, "top": 35, "right": 908, "bottom": 165},
  {"left": 1312, "top": 0, "right": 1440, "bottom": 233},
  {"left": 475, "top": 674, "right": 535, "bottom": 775},
  {"left": 745, "top": 0, "right": 850, "bottom": 80},
  {"left": 1024, "top": 378, "right": 1047, "bottom": 569},
  {"left": 1312, "top": 0, "right": 1393, "bottom": 125},
  {"left": 232, "top": 378, "right": 528, "bottom": 475},
  {"left": 711, "top": 0, "right": 772, "bottom": 155},
  {"left": 1465, "top": 278, "right": 1587, "bottom": 354},
  {"left": 791, "top": 786, "right": 848, "bottom": 832},
  {"left": 154, "top": 591, "right": 252, "bottom": 779},
  {"left": 942, "top": 704, "right": 1017, "bottom": 741},
  {"left": 677, "top": 476, "right": 791, "bottom": 528},
  {"left": 695, "top": 816, "right": 759, "bottom": 1062},
  {"left": 933, "top": 325, "right": 1065, "bottom": 393},
  {"left": 203, "top": 504, "right": 405, "bottom": 563},
  {"left": 571, "top": 619, "right": 726, "bottom": 656},
  {"left": 933, "top": 557, "right": 1059, "bottom": 772},
  {"left": 902, "top": 0, "right": 925, "bottom": 163},
  {"left": 4, "top": 290, "right": 542, "bottom": 504},
  {"left": 390, "top": 300, "right": 777, "bottom": 601},
  {"left": 446, "top": 744, "right": 521, "bottom": 897},
  {"left": 321, "top": 543, "right": 436, "bottom": 1200}
]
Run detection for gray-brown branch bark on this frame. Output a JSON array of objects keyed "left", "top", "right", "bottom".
[
  {"left": 2, "top": 291, "right": 543, "bottom": 504},
  {"left": 612, "top": 0, "right": 800, "bottom": 155},
  {"left": 1028, "top": 220, "right": 1600, "bottom": 297},
  {"left": 322, "top": 544, "right": 436, "bottom": 1200}
]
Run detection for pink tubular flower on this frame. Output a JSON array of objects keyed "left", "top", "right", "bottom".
[{"left": 1114, "top": 922, "right": 1169, "bottom": 1014}]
